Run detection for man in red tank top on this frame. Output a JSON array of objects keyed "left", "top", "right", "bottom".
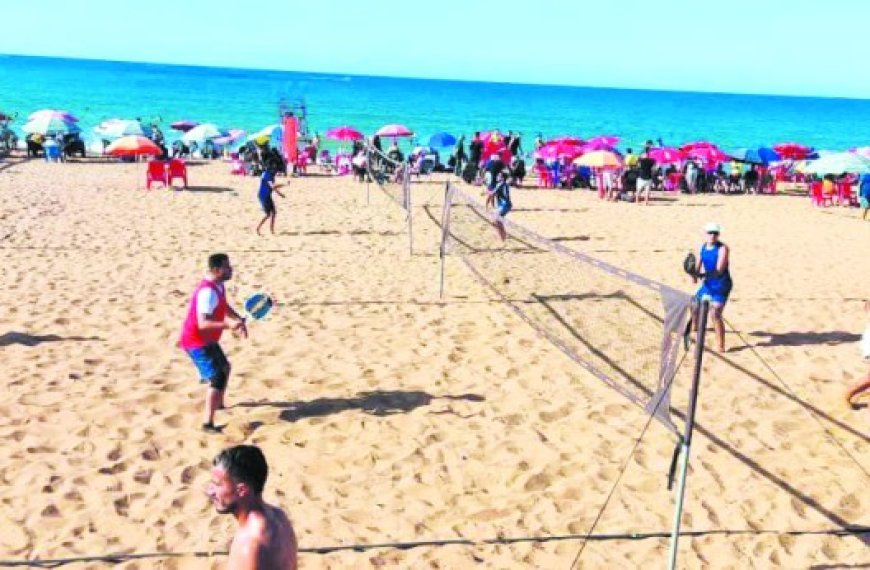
[{"left": 179, "top": 253, "right": 248, "bottom": 432}]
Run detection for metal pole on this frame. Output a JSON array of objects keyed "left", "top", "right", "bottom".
[
  {"left": 439, "top": 183, "right": 449, "bottom": 299},
  {"left": 407, "top": 169, "right": 413, "bottom": 256},
  {"left": 667, "top": 300, "right": 709, "bottom": 570}
]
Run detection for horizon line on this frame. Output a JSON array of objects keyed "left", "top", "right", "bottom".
[{"left": 3, "top": 52, "right": 868, "bottom": 103}]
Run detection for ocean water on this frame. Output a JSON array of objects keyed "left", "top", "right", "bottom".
[{"left": 2, "top": 54, "right": 870, "bottom": 152}]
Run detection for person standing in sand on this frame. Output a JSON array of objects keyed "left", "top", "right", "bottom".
[
  {"left": 208, "top": 445, "right": 298, "bottom": 569},
  {"left": 845, "top": 301, "right": 870, "bottom": 411},
  {"left": 179, "top": 253, "right": 247, "bottom": 432},
  {"left": 692, "top": 223, "right": 733, "bottom": 352},
  {"left": 256, "top": 167, "right": 285, "bottom": 236}
]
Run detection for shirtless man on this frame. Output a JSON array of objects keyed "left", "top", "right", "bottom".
[{"left": 208, "top": 445, "right": 298, "bottom": 569}]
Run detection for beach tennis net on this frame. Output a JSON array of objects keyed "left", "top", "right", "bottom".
[
  {"left": 366, "top": 143, "right": 413, "bottom": 253},
  {"left": 440, "top": 183, "right": 692, "bottom": 435}
]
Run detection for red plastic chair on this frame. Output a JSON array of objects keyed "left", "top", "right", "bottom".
[
  {"left": 837, "top": 181, "right": 854, "bottom": 206},
  {"left": 146, "top": 161, "right": 168, "bottom": 189},
  {"left": 168, "top": 159, "right": 188, "bottom": 188},
  {"left": 295, "top": 154, "right": 308, "bottom": 174},
  {"left": 534, "top": 164, "right": 551, "bottom": 188},
  {"left": 809, "top": 181, "right": 824, "bottom": 207}
]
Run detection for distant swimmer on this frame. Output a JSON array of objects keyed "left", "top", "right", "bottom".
[
  {"left": 178, "top": 253, "right": 247, "bottom": 432},
  {"left": 845, "top": 301, "right": 870, "bottom": 412},
  {"left": 692, "top": 223, "right": 732, "bottom": 352},
  {"left": 208, "top": 445, "right": 298, "bottom": 569},
  {"left": 256, "top": 167, "right": 286, "bottom": 236}
]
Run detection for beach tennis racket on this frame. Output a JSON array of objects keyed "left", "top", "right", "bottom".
[{"left": 243, "top": 292, "right": 274, "bottom": 321}]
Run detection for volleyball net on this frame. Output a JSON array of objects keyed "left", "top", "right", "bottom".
[
  {"left": 366, "top": 142, "right": 413, "bottom": 253},
  {"left": 439, "top": 182, "right": 693, "bottom": 436}
]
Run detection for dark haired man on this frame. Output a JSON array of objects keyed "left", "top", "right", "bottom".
[
  {"left": 208, "top": 445, "right": 297, "bottom": 569},
  {"left": 179, "top": 254, "right": 248, "bottom": 432}
]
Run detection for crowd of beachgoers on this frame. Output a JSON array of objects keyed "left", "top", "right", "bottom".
[{"left": 2, "top": 109, "right": 869, "bottom": 216}]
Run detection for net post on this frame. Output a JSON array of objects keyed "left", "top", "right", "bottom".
[
  {"left": 668, "top": 299, "right": 709, "bottom": 570},
  {"left": 439, "top": 182, "right": 451, "bottom": 299},
  {"left": 406, "top": 165, "right": 413, "bottom": 255}
]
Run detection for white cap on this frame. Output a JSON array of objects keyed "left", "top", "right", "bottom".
[{"left": 704, "top": 222, "right": 721, "bottom": 234}]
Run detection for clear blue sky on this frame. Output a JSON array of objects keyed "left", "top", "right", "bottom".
[{"left": 1, "top": 0, "right": 867, "bottom": 99}]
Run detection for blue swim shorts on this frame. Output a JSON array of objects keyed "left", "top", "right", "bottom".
[
  {"left": 497, "top": 199, "right": 512, "bottom": 218},
  {"left": 187, "top": 343, "right": 230, "bottom": 390}
]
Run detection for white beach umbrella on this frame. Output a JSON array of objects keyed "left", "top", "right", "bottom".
[
  {"left": 94, "top": 119, "right": 151, "bottom": 140},
  {"left": 804, "top": 152, "right": 870, "bottom": 175},
  {"left": 182, "top": 123, "right": 224, "bottom": 144}
]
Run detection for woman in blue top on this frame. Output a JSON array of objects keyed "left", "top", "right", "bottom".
[
  {"left": 859, "top": 173, "right": 870, "bottom": 220},
  {"left": 255, "top": 168, "right": 285, "bottom": 236},
  {"left": 693, "top": 222, "right": 733, "bottom": 352},
  {"left": 488, "top": 171, "right": 512, "bottom": 242}
]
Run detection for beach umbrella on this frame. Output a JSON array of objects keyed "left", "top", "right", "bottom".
[
  {"left": 536, "top": 142, "right": 584, "bottom": 160},
  {"left": 547, "top": 136, "right": 585, "bottom": 146},
  {"left": 680, "top": 141, "right": 717, "bottom": 152},
  {"left": 849, "top": 146, "right": 870, "bottom": 159},
  {"left": 247, "top": 124, "right": 282, "bottom": 145},
  {"left": 585, "top": 135, "right": 620, "bottom": 148},
  {"left": 21, "top": 116, "right": 81, "bottom": 134},
  {"left": 427, "top": 132, "right": 456, "bottom": 148},
  {"left": 182, "top": 123, "right": 224, "bottom": 144},
  {"left": 731, "top": 147, "right": 779, "bottom": 165},
  {"left": 376, "top": 124, "right": 413, "bottom": 137},
  {"left": 171, "top": 119, "right": 199, "bottom": 132},
  {"left": 105, "top": 135, "right": 161, "bottom": 157},
  {"left": 212, "top": 129, "right": 246, "bottom": 146},
  {"left": 803, "top": 152, "right": 870, "bottom": 175},
  {"left": 94, "top": 119, "right": 151, "bottom": 139},
  {"left": 649, "top": 147, "right": 684, "bottom": 164},
  {"left": 326, "top": 126, "right": 364, "bottom": 142},
  {"left": 28, "top": 109, "right": 79, "bottom": 123},
  {"left": 687, "top": 146, "right": 728, "bottom": 164},
  {"left": 773, "top": 142, "right": 811, "bottom": 160},
  {"left": 573, "top": 149, "right": 623, "bottom": 169}
]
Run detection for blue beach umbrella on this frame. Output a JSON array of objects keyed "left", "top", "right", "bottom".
[
  {"left": 732, "top": 146, "right": 780, "bottom": 164},
  {"left": 427, "top": 132, "right": 456, "bottom": 148}
]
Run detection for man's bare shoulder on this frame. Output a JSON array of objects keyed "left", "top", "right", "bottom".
[{"left": 228, "top": 506, "right": 297, "bottom": 570}]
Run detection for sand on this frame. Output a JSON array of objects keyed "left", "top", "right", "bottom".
[{"left": 0, "top": 154, "right": 867, "bottom": 569}]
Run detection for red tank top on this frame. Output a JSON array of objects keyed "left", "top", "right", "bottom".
[{"left": 179, "top": 279, "right": 228, "bottom": 350}]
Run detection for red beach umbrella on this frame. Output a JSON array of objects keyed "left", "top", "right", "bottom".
[
  {"left": 106, "top": 136, "right": 161, "bottom": 157},
  {"left": 326, "top": 126, "right": 364, "bottom": 141},
  {"left": 773, "top": 142, "right": 810, "bottom": 160},
  {"left": 548, "top": 136, "right": 585, "bottom": 146},
  {"left": 680, "top": 141, "right": 716, "bottom": 152}
]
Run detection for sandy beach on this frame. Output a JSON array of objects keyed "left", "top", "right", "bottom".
[{"left": 0, "top": 155, "right": 867, "bottom": 568}]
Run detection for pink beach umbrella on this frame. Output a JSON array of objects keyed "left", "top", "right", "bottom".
[
  {"left": 585, "top": 135, "right": 620, "bottom": 148},
  {"left": 326, "top": 126, "right": 364, "bottom": 141},
  {"left": 536, "top": 142, "right": 584, "bottom": 160},
  {"left": 547, "top": 136, "right": 585, "bottom": 146},
  {"left": 212, "top": 129, "right": 246, "bottom": 145},
  {"left": 376, "top": 124, "right": 413, "bottom": 138},
  {"left": 687, "top": 146, "right": 728, "bottom": 164},
  {"left": 649, "top": 147, "right": 684, "bottom": 164},
  {"left": 680, "top": 141, "right": 716, "bottom": 152}
]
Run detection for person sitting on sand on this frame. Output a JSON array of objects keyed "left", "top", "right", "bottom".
[
  {"left": 845, "top": 301, "right": 870, "bottom": 411},
  {"left": 179, "top": 254, "right": 247, "bottom": 432},
  {"left": 692, "top": 223, "right": 733, "bottom": 352},
  {"left": 208, "top": 445, "right": 298, "bottom": 569},
  {"left": 256, "top": 167, "right": 285, "bottom": 236},
  {"left": 488, "top": 171, "right": 512, "bottom": 242}
]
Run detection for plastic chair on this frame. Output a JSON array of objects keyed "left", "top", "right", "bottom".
[
  {"left": 44, "top": 142, "right": 61, "bottom": 163},
  {"left": 837, "top": 181, "right": 854, "bottom": 206},
  {"left": 295, "top": 154, "right": 308, "bottom": 175},
  {"left": 809, "top": 181, "right": 824, "bottom": 207},
  {"left": 146, "top": 160, "right": 168, "bottom": 189},
  {"left": 534, "top": 164, "right": 551, "bottom": 188},
  {"left": 318, "top": 150, "right": 334, "bottom": 173},
  {"left": 168, "top": 159, "right": 188, "bottom": 188},
  {"left": 229, "top": 159, "right": 245, "bottom": 176}
]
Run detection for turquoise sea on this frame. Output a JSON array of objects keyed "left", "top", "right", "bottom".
[{"left": 2, "top": 54, "right": 870, "bottom": 152}]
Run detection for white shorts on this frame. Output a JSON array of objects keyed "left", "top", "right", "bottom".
[{"left": 637, "top": 178, "right": 652, "bottom": 191}]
